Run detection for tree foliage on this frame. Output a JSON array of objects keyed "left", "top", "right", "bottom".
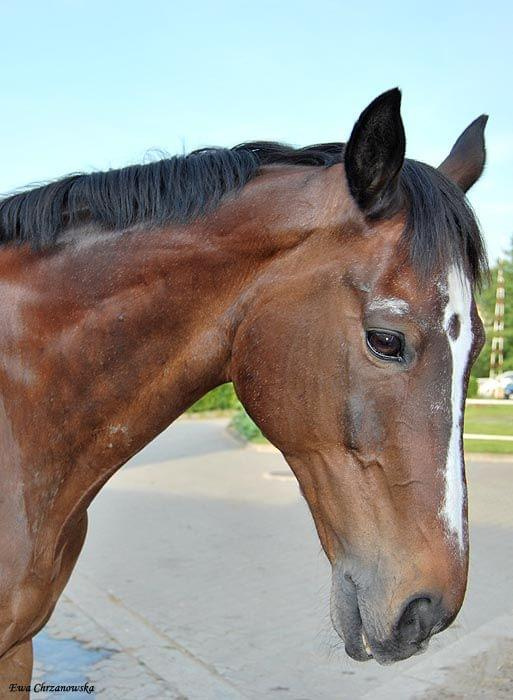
[{"left": 472, "top": 234, "right": 513, "bottom": 378}]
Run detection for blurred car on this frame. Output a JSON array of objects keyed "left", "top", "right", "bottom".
[
  {"left": 498, "top": 371, "right": 513, "bottom": 389},
  {"left": 477, "top": 371, "right": 513, "bottom": 398},
  {"left": 505, "top": 382, "right": 513, "bottom": 400}
]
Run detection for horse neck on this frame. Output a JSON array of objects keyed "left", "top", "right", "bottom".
[
  {"left": 44, "top": 224, "right": 270, "bottom": 457},
  {"left": 1, "top": 165, "right": 339, "bottom": 549}
]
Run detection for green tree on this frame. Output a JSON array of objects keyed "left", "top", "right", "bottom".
[{"left": 472, "top": 234, "right": 513, "bottom": 379}]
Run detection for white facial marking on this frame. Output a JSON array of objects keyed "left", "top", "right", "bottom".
[
  {"left": 367, "top": 296, "right": 410, "bottom": 315},
  {"left": 108, "top": 424, "right": 129, "bottom": 435},
  {"left": 441, "top": 266, "right": 473, "bottom": 551}
]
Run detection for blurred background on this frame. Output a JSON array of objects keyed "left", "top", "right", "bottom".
[{"left": 1, "top": 2, "right": 512, "bottom": 698}]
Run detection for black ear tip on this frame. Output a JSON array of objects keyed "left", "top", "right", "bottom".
[
  {"left": 478, "top": 114, "right": 489, "bottom": 128},
  {"left": 375, "top": 87, "right": 402, "bottom": 108},
  {"left": 358, "top": 89, "right": 402, "bottom": 124},
  {"left": 470, "top": 114, "right": 488, "bottom": 133}
]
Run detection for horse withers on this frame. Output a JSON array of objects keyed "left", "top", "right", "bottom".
[{"left": 0, "top": 88, "right": 487, "bottom": 692}]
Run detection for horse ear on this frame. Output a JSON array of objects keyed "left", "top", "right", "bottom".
[
  {"left": 344, "top": 88, "right": 406, "bottom": 218},
  {"left": 438, "top": 115, "right": 488, "bottom": 192}
]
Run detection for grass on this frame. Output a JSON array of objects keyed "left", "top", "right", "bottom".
[
  {"left": 229, "top": 400, "right": 513, "bottom": 455},
  {"left": 464, "top": 404, "right": 513, "bottom": 436},
  {"left": 464, "top": 439, "right": 513, "bottom": 455},
  {"left": 463, "top": 403, "right": 513, "bottom": 454}
]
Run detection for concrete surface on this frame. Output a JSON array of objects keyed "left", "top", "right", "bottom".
[{"left": 32, "top": 418, "right": 513, "bottom": 699}]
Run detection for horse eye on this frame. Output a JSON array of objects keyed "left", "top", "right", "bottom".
[{"left": 366, "top": 329, "right": 404, "bottom": 361}]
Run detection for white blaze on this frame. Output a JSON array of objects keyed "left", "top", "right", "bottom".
[{"left": 441, "top": 266, "right": 473, "bottom": 550}]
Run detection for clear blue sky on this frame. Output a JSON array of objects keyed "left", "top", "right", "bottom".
[{"left": 0, "top": 0, "right": 511, "bottom": 262}]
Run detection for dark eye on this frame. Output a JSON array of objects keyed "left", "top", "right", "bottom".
[{"left": 366, "top": 329, "right": 404, "bottom": 362}]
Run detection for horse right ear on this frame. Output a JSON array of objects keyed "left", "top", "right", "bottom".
[{"left": 344, "top": 88, "right": 406, "bottom": 218}]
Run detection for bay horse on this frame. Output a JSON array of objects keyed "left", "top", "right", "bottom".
[{"left": 0, "top": 89, "right": 488, "bottom": 695}]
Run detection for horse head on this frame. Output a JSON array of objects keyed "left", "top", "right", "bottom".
[{"left": 231, "top": 89, "right": 487, "bottom": 664}]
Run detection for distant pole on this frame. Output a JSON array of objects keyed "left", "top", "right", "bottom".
[{"left": 489, "top": 259, "right": 505, "bottom": 379}]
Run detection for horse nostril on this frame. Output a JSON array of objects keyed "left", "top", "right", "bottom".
[{"left": 395, "top": 596, "right": 435, "bottom": 645}]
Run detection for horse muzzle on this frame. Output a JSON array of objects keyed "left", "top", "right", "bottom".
[{"left": 330, "top": 564, "right": 455, "bottom": 665}]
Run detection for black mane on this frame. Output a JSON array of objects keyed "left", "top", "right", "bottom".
[{"left": 0, "top": 142, "right": 486, "bottom": 286}]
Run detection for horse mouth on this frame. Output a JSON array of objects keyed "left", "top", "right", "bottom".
[
  {"left": 330, "top": 574, "right": 374, "bottom": 662},
  {"left": 342, "top": 623, "right": 374, "bottom": 663},
  {"left": 361, "top": 630, "right": 372, "bottom": 656},
  {"left": 340, "top": 616, "right": 431, "bottom": 665},
  {"left": 347, "top": 628, "right": 374, "bottom": 662},
  {"left": 330, "top": 573, "right": 434, "bottom": 665}
]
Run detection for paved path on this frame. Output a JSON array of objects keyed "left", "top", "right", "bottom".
[{"left": 33, "top": 418, "right": 513, "bottom": 699}]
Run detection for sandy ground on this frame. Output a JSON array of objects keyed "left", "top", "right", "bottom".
[
  {"left": 31, "top": 418, "right": 513, "bottom": 699},
  {"left": 420, "top": 639, "right": 513, "bottom": 699}
]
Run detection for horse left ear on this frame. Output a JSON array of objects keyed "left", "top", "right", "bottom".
[
  {"left": 438, "top": 115, "right": 488, "bottom": 192},
  {"left": 344, "top": 88, "right": 406, "bottom": 218}
]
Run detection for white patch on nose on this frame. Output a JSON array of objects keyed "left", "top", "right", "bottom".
[
  {"left": 367, "top": 297, "right": 410, "bottom": 315},
  {"left": 441, "top": 266, "right": 473, "bottom": 551}
]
